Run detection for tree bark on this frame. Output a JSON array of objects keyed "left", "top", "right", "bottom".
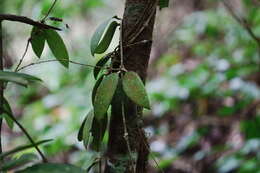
[{"left": 105, "top": 0, "right": 157, "bottom": 172}]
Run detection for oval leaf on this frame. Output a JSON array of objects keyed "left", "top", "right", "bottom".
[
  {"left": 122, "top": 71, "right": 150, "bottom": 109},
  {"left": 95, "top": 21, "right": 118, "bottom": 54},
  {"left": 92, "top": 75, "right": 104, "bottom": 104},
  {"left": 90, "top": 17, "right": 115, "bottom": 56},
  {"left": 90, "top": 115, "right": 108, "bottom": 151},
  {"left": 93, "top": 53, "right": 112, "bottom": 79},
  {"left": 82, "top": 110, "right": 95, "bottom": 149},
  {"left": 16, "top": 163, "right": 85, "bottom": 173},
  {"left": 94, "top": 73, "right": 119, "bottom": 119},
  {"left": 45, "top": 30, "right": 69, "bottom": 68},
  {"left": 30, "top": 27, "right": 45, "bottom": 58}
]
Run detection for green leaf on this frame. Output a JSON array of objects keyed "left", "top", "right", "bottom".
[
  {"left": 16, "top": 163, "right": 85, "bottom": 173},
  {"left": 122, "top": 71, "right": 150, "bottom": 109},
  {"left": 78, "top": 110, "right": 94, "bottom": 143},
  {"left": 0, "top": 71, "right": 42, "bottom": 87},
  {"left": 1, "top": 97, "right": 14, "bottom": 129},
  {"left": 90, "top": 114, "right": 108, "bottom": 151},
  {"left": 158, "top": 0, "right": 170, "bottom": 9},
  {"left": 95, "top": 21, "right": 118, "bottom": 54},
  {"left": 92, "top": 75, "right": 104, "bottom": 104},
  {"left": 90, "top": 17, "right": 118, "bottom": 56},
  {"left": 45, "top": 29, "right": 69, "bottom": 68},
  {"left": 93, "top": 53, "right": 112, "bottom": 79},
  {"left": 82, "top": 110, "right": 95, "bottom": 149},
  {"left": 0, "top": 139, "right": 52, "bottom": 159},
  {"left": 30, "top": 27, "right": 45, "bottom": 58},
  {"left": 0, "top": 153, "right": 38, "bottom": 171},
  {"left": 94, "top": 73, "right": 119, "bottom": 119}
]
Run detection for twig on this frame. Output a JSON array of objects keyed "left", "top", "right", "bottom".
[
  {"left": 222, "top": 0, "right": 260, "bottom": 48},
  {"left": 17, "top": 59, "right": 113, "bottom": 72},
  {"left": 122, "top": 102, "right": 136, "bottom": 173},
  {"left": 129, "top": 7, "right": 156, "bottom": 44},
  {"left": 3, "top": 110, "right": 48, "bottom": 162},
  {"left": 119, "top": 21, "right": 125, "bottom": 70},
  {"left": 41, "top": 0, "right": 58, "bottom": 22},
  {"left": 0, "top": 14, "right": 61, "bottom": 31},
  {"left": 14, "top": 39, "right": 30, "bottom": 72}
]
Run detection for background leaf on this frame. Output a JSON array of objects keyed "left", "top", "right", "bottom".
[
  {"left": 30, "top": 27, "right": 45, "bottom": 58},
  {"left": 45, "top": 30, "right": 69, "bottom": 68},
  {"left": 94, "top": 73, "right": 119, "bottom": 119},
  {"left": 0, "top": 71, "right": 42, "bottom": 87},
  {"left": 122, "top": 71, "right": 150, "bottom": 109},
  {"left": 158, "top": 0, "right": 170, "bottom": 9},
  {"left": 0, "top": 153, "right": 38, "bottom": 171},
  {"left": 16, "top": 163, "right": 85, "bottom": 173}
]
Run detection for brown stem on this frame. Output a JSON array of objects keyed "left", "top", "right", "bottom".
[
  {"left": 0, "top": 14, "right": 61, "bottom": 30},
  {"left": 0, "top": 20, "right": 3, "bottom": 158}
]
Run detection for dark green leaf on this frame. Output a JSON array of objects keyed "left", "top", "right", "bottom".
[
  {"left": 16, "top": 163, "right": 85, "bottom": 173},
  {"left": 93, "top": 53, "right": 112, "bottom": 79},
  {"left": 158, "top": 0, "right": 170, "bottom": 9},
  {"left": 0, "top": 153, "right": 38, "bottom": 171},
  {"left": 95, "top": 21, "right": 118, "bottom": 54},
  {"left": 90, "top": 114, "right": 108, "bottom": 151},
  {"left": 90, "top": 17, "right": 117, "bottom": 56},
  {"left": 122, "top": 71, "right": 150, "bottom": 109},
  {"left": 94, "top": 73, "right": 119, "bottom": 120},
  {"left": 30, "top": 27, "right": 45, "bottom": 58},
  {"left": 92, "top": 75, "right": 104, "bottom": 104},
  {"left": 45, "top": 30, "right": 69, "bottom": 68},
  {"left": 0, "top": 139, "right": 52, "bottom": 159},
  {"left": 0, "top": 71, "right": 42, "bottom": 87}
]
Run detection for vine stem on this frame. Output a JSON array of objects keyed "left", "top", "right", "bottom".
[
  {"left": 5, "top": 110, "right": 48, "bottom": 162},
  {"left": 41, "top": 0, "right": 58, "bottom": 22},
  {"left": 122, "top": 102, "right": 135, "bottom": 173},
  {"left": 17, "top": 59, "right": 119, "bottom": 72},
  {"left": 0, "top": 20, "right": 3, "bottom": 159},
  {"left": 14, "top": 39, "right": 30, "bottom": 72}
]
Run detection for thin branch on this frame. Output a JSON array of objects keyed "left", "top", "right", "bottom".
[
  {"left": 0, "top": 14, "right": 61, "bottom": 31},
  {"left": 3, "top": 110, "right": 48, "bottom": 162},
  {"left": 119, "top": 21, "right": 125, "bottom": 70},
  {"left": 41, "top": 0, "right": 58, "bottom": 22},
  {"left": 129, "top": 7, "right": 156, "bottom": 44},
  {"left": 222, "top": 0, "right": 260, "bottom": 48},
  {"left": 14, "top": 39, "right": 30, "bottom": 72},
  {"left": 122, "top": 102, "right": 136, "bottom": 173},
  {"left": 17, "top": 59, "right": 114, "bottom": 72}
]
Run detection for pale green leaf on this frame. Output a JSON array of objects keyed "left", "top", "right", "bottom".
[
  {"left": 90, "top": 17, "right": 117, "bottom": 56},
  {"left": 45, "top": 30, "right": 69, "bottom": 68},
  {"left": 94, "top": 73, "right": 119, "bottom": 119},
  {"left": 95, "top": 21, "right": 118, "bottom": 54},
  {"left": 122, "top": 71, "right": 150, "bottom": 109}
]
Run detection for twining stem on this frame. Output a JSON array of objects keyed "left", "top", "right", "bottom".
[
  {"left": 14, "top": 39, "right": 30, "bottom": 72},
  {"left": 17, "top": 59, "right": 118, "bottom": 72},
  {"left": 122, "top": 102, "right": 135, "bottom": 172},
  {"left": 0, "top": 20, "right": 3, "bottom": 158},
  {"left": 41, "top": 0, "right": 58, "bottom": 22},
  {"left": 6, "top": 111, "right": 48, "bottom": 162}
]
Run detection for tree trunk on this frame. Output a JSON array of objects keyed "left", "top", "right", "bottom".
[{"left": 105, "top": 0, "right": 157, "bottom": 172}]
